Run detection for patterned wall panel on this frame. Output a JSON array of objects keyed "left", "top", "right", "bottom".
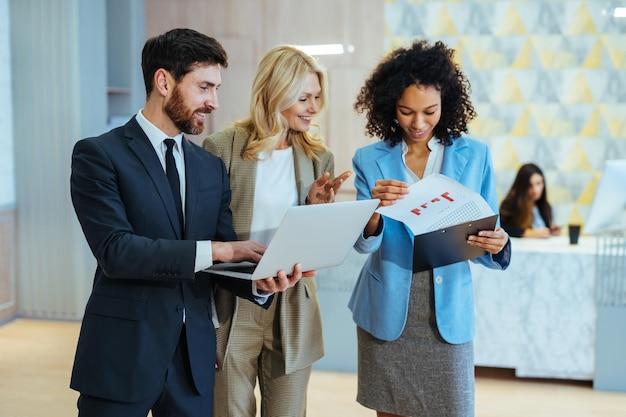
[{"left": 385, "top": 0, "right": 626, "bottom": 229}]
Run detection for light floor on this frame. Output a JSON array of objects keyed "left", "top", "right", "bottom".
[{"left": 1, "top": 319, "right": 625, "bottom": 417}]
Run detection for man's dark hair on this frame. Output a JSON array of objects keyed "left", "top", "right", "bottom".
[{"left": 141, "top": 28, "right": 228, "bottom": 97}]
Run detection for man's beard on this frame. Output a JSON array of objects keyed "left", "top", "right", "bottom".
[{"left": 164, "top": 86, "right": 210, "bottom": 135}]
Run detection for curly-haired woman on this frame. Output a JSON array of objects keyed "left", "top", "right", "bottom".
[{"left": 349, "top": 39, "right": 511, "bottom": 417}]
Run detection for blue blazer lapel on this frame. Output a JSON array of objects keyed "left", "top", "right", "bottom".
[
  {"left": 373, "top": 139, "right": 471, "bottom": 183},
  {"left": 377, "top": 142, "right": 408, "bottom": 182},
  {"left": 441, "top": 137, "right": 469, "bottom": 182},
  {"left": 125, "top": 119, "right": 183, "bottom": 238}
]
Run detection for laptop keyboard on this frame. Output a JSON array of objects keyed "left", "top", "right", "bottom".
[{"left": 228, "top": 264, "right": 257, "bottom": 274}]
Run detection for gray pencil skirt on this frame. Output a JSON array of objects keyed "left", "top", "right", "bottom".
[{"left": 356, "top": 270, "right": 474, "bottom": 417}]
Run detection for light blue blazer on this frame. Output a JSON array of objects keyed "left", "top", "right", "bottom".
[{"left": 349, "top": 136, "right": 511, "bottom": 344}]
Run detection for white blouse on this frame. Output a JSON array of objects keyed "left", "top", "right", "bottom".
[{"left": 249, "top": 148, "right": 298, "bottom": 245}]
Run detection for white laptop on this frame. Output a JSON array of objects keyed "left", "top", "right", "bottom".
[{"left": 205, "top": 199, "right": 380, "bottom": 280}]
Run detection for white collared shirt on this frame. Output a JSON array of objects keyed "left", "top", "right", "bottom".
[
  {"left": 135, "top": 110, "right": 186, "bottom": 213},
  {"left": 135, "top": 110, "right": 213, "bottom": 273},
  {"left": 402, "top": 137, "right": 445, "bottom": 184},
  {"left": 134, "top": 112, "right": 268, "bottom": 311}
]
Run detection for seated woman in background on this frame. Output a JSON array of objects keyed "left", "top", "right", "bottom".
[{"left": 499, "top": 163, "right": 561, "bottom": 238}]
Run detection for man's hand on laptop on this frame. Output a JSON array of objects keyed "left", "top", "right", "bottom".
[
  {"left": 212, "top": 240, "right": 265, "bottom": 263},
  {"left": 256, "top": 264, "right": 317, "bottom": 293}
]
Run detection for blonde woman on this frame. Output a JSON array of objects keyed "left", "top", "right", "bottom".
[{"left": 203, "top": 45, "right": 351, "bottom": 417}]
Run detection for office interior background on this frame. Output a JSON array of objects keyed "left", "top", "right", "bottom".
[{"left": 1, "top": 0, "right": 625, "bottom": 394}]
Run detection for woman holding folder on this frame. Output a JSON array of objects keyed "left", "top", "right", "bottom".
[{"left": 349, "top": 39, "right": 511, "bottom": 417}]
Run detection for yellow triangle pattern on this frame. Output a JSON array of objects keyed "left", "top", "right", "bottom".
[
  {"left": 384, "top": 0, "right": 626, "bottom": 235},
  {"left": 464, "top": 42, "right": 484, "bottom": 69},
  {"left": 568, "top": 206, "right": 585, "bottom": 227},
  {"left": 528, "top": 105, "right": 577, "bottom": 138},
  {"left": 510, "top": 107, "right": 531, "bottom": 137},
  {"left": 563, "top": 72, "right": 594, "bottom": 103},
  {"left": 430, "top": 6, "right": 458, "bottom": 36},
  {"left": 530, "top": 36, "right": 555, "bottom": 69},
  {"left": 579, "top": 107, "right": 601, "bottom": 137},
  {"left": 531, "top": 105, "right": 552, "bottom": 137},
  {"left": 566, "top": 3, "right": 597, "bottom": 35},
  {"left": 494, "top": 72, "right": 524, "bottom": 103},
  {"left": 469, "top": 115, "right": 506, "bottom": 137},
  {"left": 601, "top": 35, "right": 626, "bottom": 68},
  {"left": 554, "top": 51, "right": 578, "bottom": 69},
  {"left": 451, "top": 39, "right": 465, "bottom": 67},
  {"left": 600, "top": 104, "right": 626, "bottom": 138},
  {"left": 386, "top": 37, "right": 407, "bottom": 53},
  {"left": 562, "top": 141, "right": 593, "bottom": 171},
  {"left": 577, "top": 172, "right": 602, "bottom": 205},
  {"left": 496, "top": 4, "right": 526, "bottom": 36},
  {"left": 493, "top": 139, "right": 520, "bottom": 171},
  {"left": 468, "top": 119, "right": 480, "bottom": 135},
  {"left": 552, "top": 118, "right": 577, "bottom": 137},
  {"left": 550, "top": 185, "right": 571, "bottom": 204},
  {"left": 581, "top": 39, "right": 603, "bottom": 69},
  {"left": 512, "top": 40, "right": 533, "bottom": 69},
  {"left": 485, "top": 49, "right": 507, "bottom": 69}
]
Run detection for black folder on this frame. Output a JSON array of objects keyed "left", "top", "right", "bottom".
[{"left": 412, "top": 214, "right": 499, "bottom": 272}]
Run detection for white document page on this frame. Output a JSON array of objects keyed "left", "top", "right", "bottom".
[{"left": 376, "top": 174, "right": 495, "bottom": 235}]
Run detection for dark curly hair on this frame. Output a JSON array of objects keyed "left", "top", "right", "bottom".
[{"left": 354, "top": 39, "right": 476, "bottom": 146}]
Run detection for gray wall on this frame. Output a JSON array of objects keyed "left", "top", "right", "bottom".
[{"left": 7, "top": 0, "right": 144, "bottom": 319}]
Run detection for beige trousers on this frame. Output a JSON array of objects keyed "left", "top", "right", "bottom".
[{"left": 213, "top": 295, "right": 312, "bottom": 417}]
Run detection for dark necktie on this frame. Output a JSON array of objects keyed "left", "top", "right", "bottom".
[{"left": 164, "top": 139, "right": 183, "bottom": 230}]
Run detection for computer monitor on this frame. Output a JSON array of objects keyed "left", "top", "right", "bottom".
[{"left": 584, "top": 159, "right": 626, "bottom": 235}]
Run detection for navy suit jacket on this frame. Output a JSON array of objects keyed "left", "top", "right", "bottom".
[{"left": 69, "top": 116, "right": 264, "bottom": 403}]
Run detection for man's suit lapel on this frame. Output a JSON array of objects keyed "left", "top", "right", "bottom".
[
  {"left": 182, "top": 137, "right": 199, "bottom": 237},
  {"left": 125, "top": 118, "right": 183, "bottom": 238}
]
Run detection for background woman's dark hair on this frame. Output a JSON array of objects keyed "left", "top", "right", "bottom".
[
  {"left": 141, "top": 28, "right": 228, "bottom": 98},
  {"left": 354, "top": 39, "right": 476, "bottom": 146},
  {"left": 500, "top": 163, "right": 553, "bottom": 228}
]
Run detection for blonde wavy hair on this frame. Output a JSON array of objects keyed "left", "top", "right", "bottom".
[{"left": 236, "top": 45, "right": 329, "bottom": 161}]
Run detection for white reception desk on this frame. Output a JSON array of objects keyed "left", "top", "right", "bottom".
[
  {"left": 315, "top": 236, "right": 598, "bottom": 381},
  {"left": 472, "top": 236, "right": 596, "bottom": 380}
]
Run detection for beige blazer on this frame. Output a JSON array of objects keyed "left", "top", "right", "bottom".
[{"left": 203, "top": 126, "right": 333, "bottom": 374}]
